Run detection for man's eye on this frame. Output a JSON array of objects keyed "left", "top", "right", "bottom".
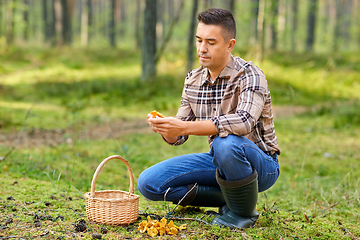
[{"left": 208, "top": 42, "right": 214, "bottom": 45}]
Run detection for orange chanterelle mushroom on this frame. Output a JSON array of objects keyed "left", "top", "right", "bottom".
[
  {"left": 150, "top": 110, "right": 164, "bottom": 118},
  {"left": 138, "top": 216, "right": 186, "bottom": 237}
]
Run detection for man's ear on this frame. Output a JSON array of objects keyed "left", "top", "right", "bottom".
[{"left": 227, "top": 39, "right": 236, "bottom": 53}]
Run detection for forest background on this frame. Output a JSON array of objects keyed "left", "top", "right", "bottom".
[{"left": 0, "top": 0, "right": 360, "bottom": 239}]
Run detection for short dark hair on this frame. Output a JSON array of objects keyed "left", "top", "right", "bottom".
[{"left": 197, "top": 8, "right": 236, "bottom": 40}]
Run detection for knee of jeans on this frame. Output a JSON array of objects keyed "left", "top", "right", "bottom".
[
  {"left": 213, "top": 135, "right": 248, "bottom": 151},
  {"left": 138, "top": 171, "right": 158, "bottom": 200},
  {"left": 212, "top": 135, "right": 245, "bottom": 167}
]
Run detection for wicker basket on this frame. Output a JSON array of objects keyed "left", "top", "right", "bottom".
[{"left": 84, "top": 155, "right": 140, "bottom": 225}]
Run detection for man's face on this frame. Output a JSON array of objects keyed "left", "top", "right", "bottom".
[{"left": 196, "top": 22, "right": 233, "bottom": 73}]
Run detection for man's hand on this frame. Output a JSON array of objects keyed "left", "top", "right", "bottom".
[
  {"left": 147, "top": 113, "right": 218, "bottom": 143},
  {"left": 148, "top": 114, "right": 186, "bottom": 142}
]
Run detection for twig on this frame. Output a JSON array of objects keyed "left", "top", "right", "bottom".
[
  {"left": 0, "top": 236, "right": 18, "bottom": 239},
  {"left": 319, "top": 202, "right": 339, "bottom": 217},
  {"left": 71, "top": 185, "right": 85, "bottom": 199},
  {"left": 0, "top": 230, "right": 51, "bottom": 239},
  {"left": 0, "top": 147, "right": 15, "bottom": 161},
  {"left": 163, "top": 187, "right": 171, "bottom": 202},
  {"left": 39, "top": 229, "right": 50, "bottom": 237},
  {"left": 169, "top": 183, "right": 198, "bottom": 214}
]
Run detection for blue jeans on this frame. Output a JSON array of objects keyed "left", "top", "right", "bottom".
[{"left": 138, "top": 135, "right": 280, "bottom": 202}]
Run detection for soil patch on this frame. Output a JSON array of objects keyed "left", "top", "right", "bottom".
[
  {"left": 0, "top": 106, "right": 308, "bottom": 149},
  {"left": 0, "top": 119, "right": 151, "bottom": 149}
]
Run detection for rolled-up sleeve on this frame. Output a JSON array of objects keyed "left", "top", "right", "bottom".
[
  {"left": 211, "top": 69, "right": 266, "bottom": 137},
  {"left": 164, "top": 84, "right": 196, "bottom": 146}
]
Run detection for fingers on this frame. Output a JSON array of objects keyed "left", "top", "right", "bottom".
[{"left": 148, "top": 115, "right": 165, "bottom": 133}]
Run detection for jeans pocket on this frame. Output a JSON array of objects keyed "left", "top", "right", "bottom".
[{"left": 258, "top": 167, "right": 280, "bottom": 192}]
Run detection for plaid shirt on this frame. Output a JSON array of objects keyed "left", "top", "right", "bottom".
[{"left": 169, "top": 54, "right": 281, "bottom": 156}]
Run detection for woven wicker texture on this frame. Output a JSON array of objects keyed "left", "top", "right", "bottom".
[{"left": 85, "top": 155, "right": 140, "bottom": 225}]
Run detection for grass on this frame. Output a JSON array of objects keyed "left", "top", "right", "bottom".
[{"left": 1, "top": 46, "right": 360, "bottom": 239}]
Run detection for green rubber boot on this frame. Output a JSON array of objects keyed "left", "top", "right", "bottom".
[
  {"left": 174, "top": 184, "right": 226, "bottom": 207},
  {"left": 212, "top": 169, "right": 259, "bottom": 229}
]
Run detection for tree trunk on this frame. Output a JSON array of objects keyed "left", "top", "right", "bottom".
[
  {"left": 156, "top": 0, "right": 184, "bottom": 62},
  {"left": 141, "top": 0, "right": 157, "bottom": 81},
  {"left": 0, "top": 1, "right": 2, "bottom": 37},
  {"left": 6, "top": 0, "right": 15, "bottom": 45},
  {"left": 270, "top": 0, "right": 278, "bottom": 50},
  {"left": 109, "top": 0, "right": 116, "bottom": 47},
  {"left": 23, "top": 0, "right": 29, "bottom": 41},
  {"left": 80, "top": 0, "right": 88, "bottom": 46},
  {"left": 42, "top": 0, "right": 49, "bottom": 43},
  {"left": 167, "top": 0, "right": 174, "bottom": 17},
  {"left": 306, "top": 0, "right": 318, "bottom": 51},
  {"left": 329, "top": 0, "right": 337, "bottom": 52},
  {"left": 250, "top": 0, "right": 259, "bottom": 45},
  {"left": 187, "top": 0, "right": 198, "bottom": 72},
  {"left": 156, "top": 0, "right": 163, "bottom": 41},
  {"left": 229, "top": 0, "right": 235, "bottom": 13},
  {"left": 135, "top": 0, "right": 141, "bottom": 49},
  {"left": 119, "top": 0, "right": 126, "bottom": 37},
  {"left": 291, "top": 0, "right": 298, "bottom": 52},
  {"left": 50, "top": 0, "right": 56, "bottom": 46},
  {"left": 87, "top": 0, "right": 92, "bottom": 43},
  {"left": 277, "top": 0, "right": 286, "bottom": 51},
  {"left": 54, "top": 0, "right": 63, "bottom": 47},
  {"left": 224, "top": 0, "right": 235, "bottom": 13},
  {"left": 357, "top": 0, "right": 360, "bottom": 50},
  {"left": 61, "top": 0, "right": 72, "bottom": 45},
  {"left": 204, "top": 0, "right": 212, "bottom": 10},
  {"left": 342, "top": 0, "right": 351, "bottom": 50},
  {"left": 351, "top": 0, "right": 359, "bottom": 51},
  {"left": 256, "top": 0, "right": 265, "bottom": 63}
]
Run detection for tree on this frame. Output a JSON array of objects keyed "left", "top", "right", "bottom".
[
  {"left": 109, "top": 0, "right": 116, "bottom": 47},
  {"left": 23, "top": 0, "right": 29, "bottom": 41},
  {"left": 203, "top": 0, "right": 213, "bottom": 10},
  {"left": 54, "top": 0, "right": 63, "bottom": 47},
  {"left": 0, "top": 1, "right": 2, "bottom": 37},
  {"left": 6, "top": 0, "right": 16, "bottom": 45},
  {"left": 270, "top": 0, "right": 278, "bottom": 50},
  {"left": 87, "top": 0, "right": 92, "bottom": 43},
  {"left": 42, "top": 0, "right": 56, "bottom": 44},
  {"left": 229, "top": 0, "right": 235, "bottom": 13},
  {"left": 187, "top": 0, "right": 198, "bottom": 72},
  {"left": 61, "top": 0, "right": 72, "bottom": 45},
  {"left": 50, "top": 0, "right": 56, "bottom": 46},
  {"left": 119, "top": 0, "right": 127, "bottom": 37},
  {"left": 223, "top": 0, "right": 235, "bottom": 13},
  {"left": 156, "top": 0, "right": 184, "bottom": 62},
  {"left": 256, "top": 0, "right": 265, "bottom": 62},
  {"left": 250, "top": 0, "right": 259, "bottom": 45},
  {"left": 42, "top": 0, "right": 49, "bottom": 42},
  {"left": 80, "top": 0, "right": 88, "bottom": 46},
  {"left": 290, "top": 0, "right": 298, "bottom": 52},
  {"left": 141, "top": 0, "right": 157, "bottom": 81},
  {"left": 135, "top": 0, "right": 141, "bottom": 49},
  {"left": 306, "top": 0, "right": 318, "bottom": 51}
]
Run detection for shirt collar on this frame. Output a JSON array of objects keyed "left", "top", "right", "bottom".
[{"left": 201, "top": 54, "right": 235, "bottom": 85}]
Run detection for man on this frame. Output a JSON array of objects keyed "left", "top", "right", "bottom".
[{"left": 138, "top": 8, "right": 280, "bottom": 229}]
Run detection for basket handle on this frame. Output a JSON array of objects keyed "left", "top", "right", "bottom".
[{"left": 90, "top": 155, "right": 135, "bottom": 198}]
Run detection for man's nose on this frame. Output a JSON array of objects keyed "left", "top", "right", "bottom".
[{"left": 199, "top": 42, "right": 207, "bottom": 53}]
